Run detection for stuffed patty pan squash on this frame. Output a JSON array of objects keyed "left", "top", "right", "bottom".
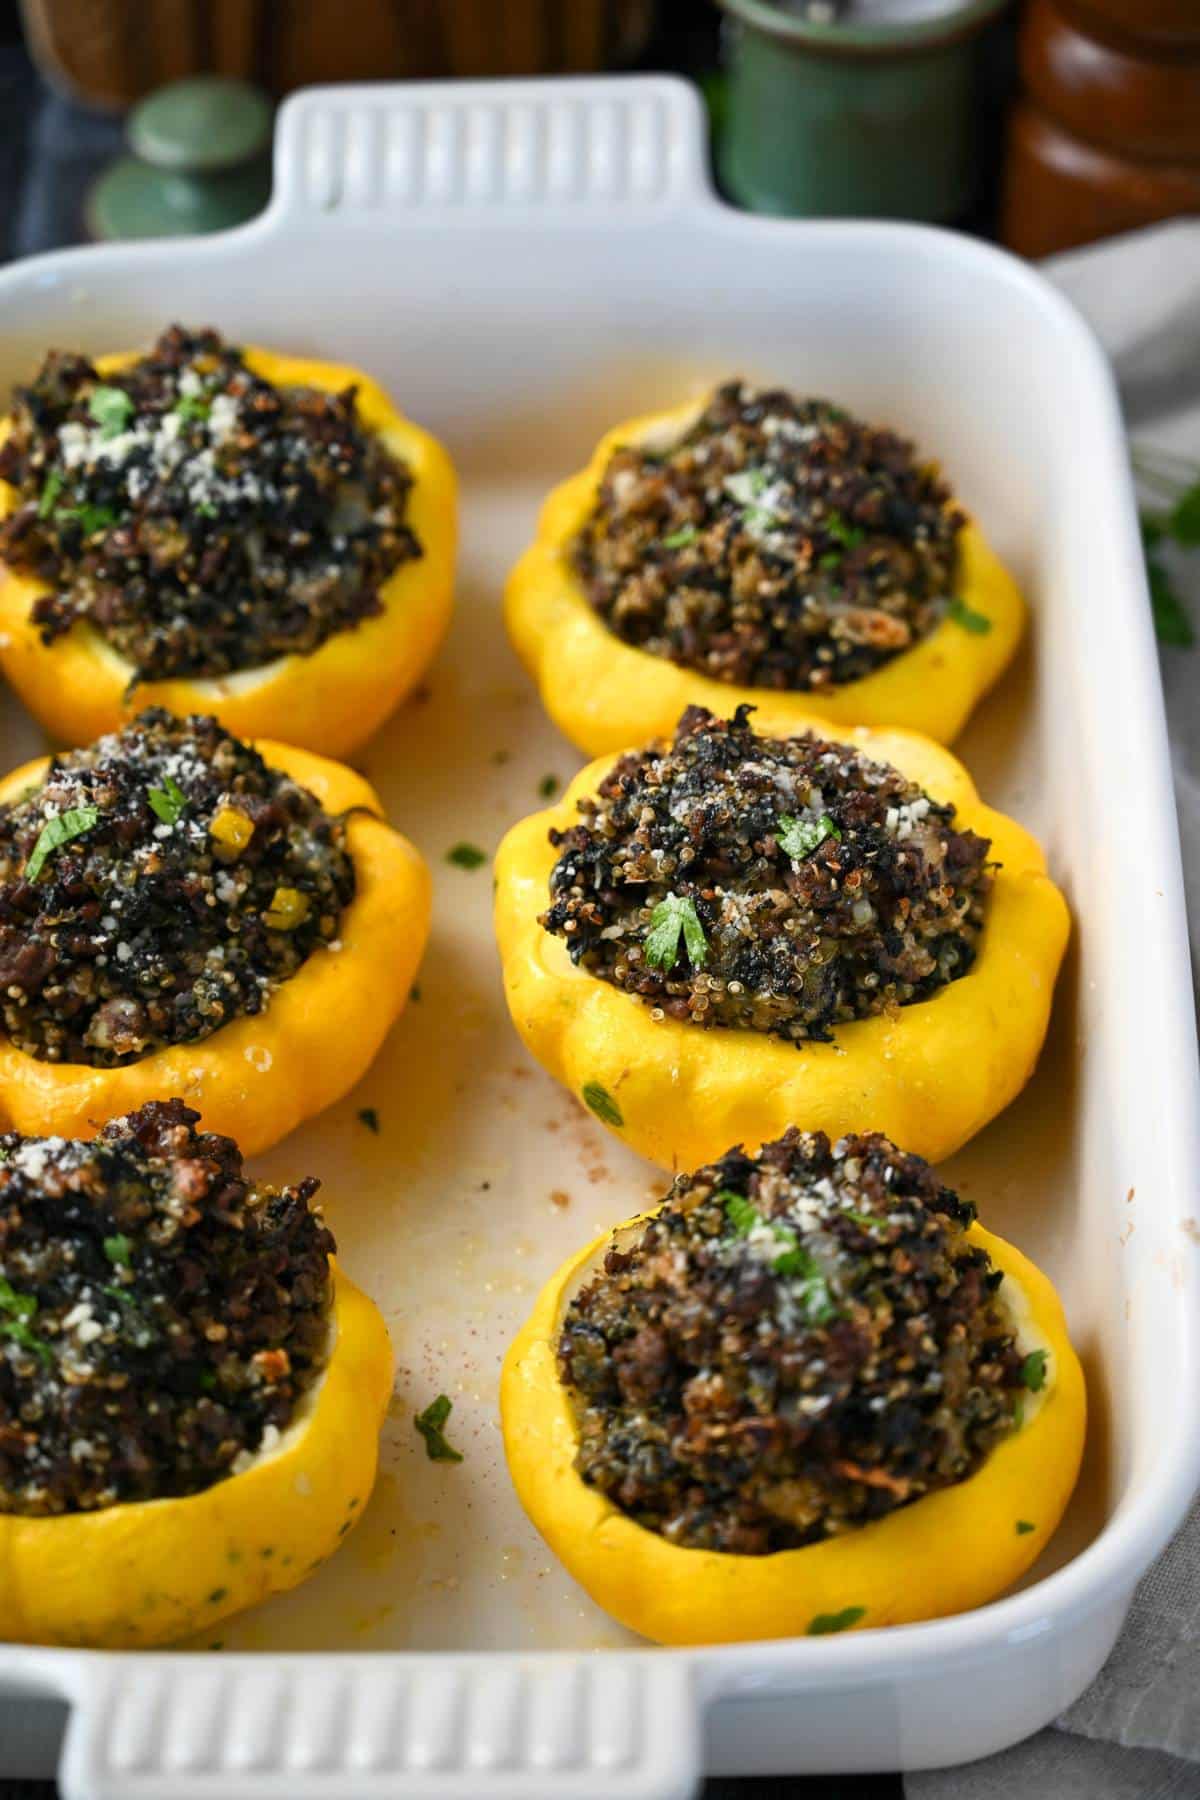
[
  {"left": 502, "top": 1127, "right": 1085, "bottom": 1645},
  {"left": 495, "top": 705, "right": 1068, "bottom": 1172},
  {"left": 0, "top": 1100, "right": 392, "bottom": 1648},
  {"left": 0, "top": 326, "right": 456, "bottom": 758},
  {"left": 0, "top": 709, "right": 428, "bottom": 1154},
  {"left": 506, "top": 383, "right": 1022, "bottom": 755}
]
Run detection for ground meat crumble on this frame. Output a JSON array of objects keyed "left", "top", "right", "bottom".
[
  {"left": 0, "top": 708, "right": 354, "bottom": 1065},
  {"left": 571, "top": 381, "right": 963, "bottom": 691},
  {"left": 559, "top": 1129, "right": 1026, "bottom": 1554},
  {"left": 0, "top": 1099, "right": 332, "bottom": 1515},
  {"left": 0, "top": 324, "right": 421, "bottom": 680},
  {"left": 542, "top": 706, "right": 991, "bottom": 1045}
]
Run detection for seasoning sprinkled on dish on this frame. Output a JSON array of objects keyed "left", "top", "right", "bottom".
[
  {"left": 571, "top": 381, "right": 962, "bottom": 693},
  {"left": 541, "top": 705, "right": 991, "bottom": 1046},
  {"left": 0, "top": 1099, "right": 333, "bottom": 1515},
  {"left": 558, "top": 1128, "right": 1027, "bottom": 1554},
  {"left": 0, "top": 325, "right": 422, "bottom": 681},
  {"left": 0, "top": 708, "right": 354, "bottom": 1065}
]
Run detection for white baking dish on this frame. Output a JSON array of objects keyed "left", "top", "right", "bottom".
[{"left": 0, "top": 74, "right": 1197, "bottom": 1800}]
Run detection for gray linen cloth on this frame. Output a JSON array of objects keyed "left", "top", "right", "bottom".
[{"left": 910, "top": 219, "right": 1200, "bottom": 1800}]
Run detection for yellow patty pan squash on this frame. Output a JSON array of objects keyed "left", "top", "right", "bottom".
[
  {"left": 494, "top": 718, "right": 1068, "bottom": 1172},
  {"left": 502, "top": 1215, "right": 1085, "bottom": 1645},
  {"left": 505, "top": 398, "right": 1023, "bottom": 755},
  {"left": 0, "top": 1262, "right": 392, "bottom": 1648},
  {"left": 0, "top": 741, "right": 429, "bottom": 1154},
  {"left": 0, "top": 348, "right": 457, "bottom": 758}
]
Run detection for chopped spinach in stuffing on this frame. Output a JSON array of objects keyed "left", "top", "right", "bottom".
[{"left": 0, "top": 708, "right": 354, "bottom": 1065}]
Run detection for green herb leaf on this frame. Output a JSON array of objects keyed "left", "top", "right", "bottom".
[
  {"left": 725, "top": 468, "right": 770, "bottom": 504},
  {"left": 661, "top": 524, "right": 698, "bottom": 549},
  {"left": 175, "top": 394, "right": 212, "bottom": 423},
  {"left": 0, "top": 1276, "right": 52, "bottom": 1366},
  {"left": 1012, "top": 1396, "right": 1025, "bottom": 1430},
  {"left": 824, "top": 510, "right": 864, "bottom": 550},
  {"left": 147, "top": 773, "right": 186, "bottom": 826},
  {"left": 198, "top": 1369, "right": 218, "bottom": 1392},
  {"left": 777, "top": 812, "right": 840, "bottom": 860},
  {"left": 722, "top": 1192, "right": 760, "bottom": 1236},
  {"left": 1020, "top": 1348, "right": 1048, "bottom": 1393},
  {"left": 357, "top": 1107, "right": 380, "bottom": 1134},
  {"left": 947, "top": 596, "right": 993, "bottom": 635},
  {"left": 88, "top": 384, "right": 134, "bottom": 438},
  {"left": 100, "top": 1283, "right": 157, "bottom": 1347},
  {"left": 807, "top": 1605, "right": 866, "bottom": 1636},
  {"left": 1145, "top": 546, "right": 1195, "bottom": 647},
  {"left": 1169, "top": 483, "right": 1200, "bottom": 547},
  {"left": 38, "top": 469, "right": 64, "bottom": 518},
  {"left": 57, "top": 503, "right": 118, "bottom": 537},
  {"left": 103, "top": 1233, "right": 132, "bottom": 1267},
  {"left": 24, "top": 805, "right": 100, "bottom": 883},
  {"left": 582, "top": 1082, "right": 623, "bottom": 1128},
  {"left": 446, "top": 842, "right": 487, "bottom": 870},
  {"left": 644, "top": 893, "right": 708, "bottom": 973},
  {"left": 818, "top": 550, "right": 843, "bottom": 570},
  {"left": 415, "top": 1394, "right": 464, "bottom": 1463},
  {"left": 1015, "top": 1519, "right": 1036, "bottom": 1535},
  {"left": 194, "top": 499, "right": 219, "bottom": 519},
  {"left": 538, "top": 774, "right": 559, "bottom": 799}
]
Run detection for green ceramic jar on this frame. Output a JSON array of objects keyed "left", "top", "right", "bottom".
[{"left": 715, "top": 0, "right": 1008, "bottom": 223}]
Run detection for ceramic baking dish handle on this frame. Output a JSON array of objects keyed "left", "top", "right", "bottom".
[
  {"left": 268, "top": 75, "right": 714, "bottom": 223},
  {"left": 57, "top": 1651, "right": 704, "bottom": 1799}
]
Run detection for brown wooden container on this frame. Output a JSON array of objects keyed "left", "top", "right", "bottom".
[
  {"left": 20, "top": 0, "right": 658, "bottom": 111},
  {"left": 1002, "top": 0, "right": 1200, "bottom": 257}
]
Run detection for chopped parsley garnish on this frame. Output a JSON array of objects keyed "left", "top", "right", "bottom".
[
  {"left": 724, "top": 467, "right": 785, "bottom": 534},
  {"left": 721, "top": 1191, "right": 760, "bottom": 1236},
  {"left": 357, "top": 1107, "right": 380, "bottom": 1134},
  {"left": 38, "top": 469, "right": 64, "bottom": 518},
  {"left": 807, "top": 1606, "right": 866, "bottom": 1635},
  {"left": 1015, "top": 1519, "right": 1036, "bottom": 1535},
  {"left": 777, "top": 812, "right": 840, "bottom": 861},
  {"left": 661, "top": 524, "right": 698, "bottom": 549},
  {"left": 146, "top": 773, "right": 186, "bottom": 825},
  {"left": 100, "top": 1282, "right": 157, "bottom": 1348},
  {"left": 538, "top": 775, "right": 559, "bottom": 799},
  {"left": 24, "top": 805, "right": 100, "bottom": 883},
  {"left": 947, "top": 596, "right": 992, "bottom": 635},
  {"left": 0, "top": 1276, "right": 52, "bottom": 1367},
  {"left": 721, "top": 1192, "right": 835, "bottom": 1320},
  {"left": 414, "top": 1394, "right": 463, "bottom": 1463},
  {"left": 644, "top": 892, "right": 708, "bottom": 973},
  {"left": 582, "top": 1081, "right": 623, "bottom": 1128},
  {"left": 824, "top": 510, "right": 865, "bottom": 550},
  {"left": 446, "top": 842, "right": 487, "bottom": 870},
  {"left": 175, "top": 394, "right": 212, "bottom": 423},
  {"left": 1020, "top": 1348, "right": 1048, "bottom": 1393},
  {"left": 57, "top": 503, "right": 118, "bottom": 537},
  {"left": 88, "top": 384, "right": 134, "bottom": 438},
  {"left": 103, "top": 1233, "right": 132, "bottom": 1267}
]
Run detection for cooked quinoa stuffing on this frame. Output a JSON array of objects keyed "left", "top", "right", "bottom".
[
  {"left": 0, "top": 324, "right": 421, "bottom": 680},
  {"left": 571, "top": 381, "right": 962, "bottom": 691},
  {"left": 542, "top": 705, "right": 991, "bottom": 1045},
  {"left": 559, "top": 1128, "right": 1027, "bottom": 1553},
  {"left": 0, "top": 708, "right": 354, "bottom": 1066},
  {"left": 0, "top": 1099, "right": 332, "bottom": 1516}
]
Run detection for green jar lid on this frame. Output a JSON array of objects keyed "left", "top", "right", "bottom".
[
  {"left": 128, "top": 76, "right": 273, "bottom": 176},
  {"left": 88, "top": 76, "right": 273, "bottom": 242}
]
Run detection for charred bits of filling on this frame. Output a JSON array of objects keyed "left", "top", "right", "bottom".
[
  {"left": 0, "top": 1099, "right": 332, "bottom": 1516},
  {"left": 571, "top": 381, "right": 962, "bottom": 692},
  {"left": 0, "top": 324, "right": 422, "bottom": 681},
  {"left": 558, "top": 1128, "right": 1025, "bottom": 1554},
  {"left": 540, "top": 705, "right": 991, "bottom": 1045},
  {"left": 0, "top": 708, "right": 354, "bottom": 1066}
]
